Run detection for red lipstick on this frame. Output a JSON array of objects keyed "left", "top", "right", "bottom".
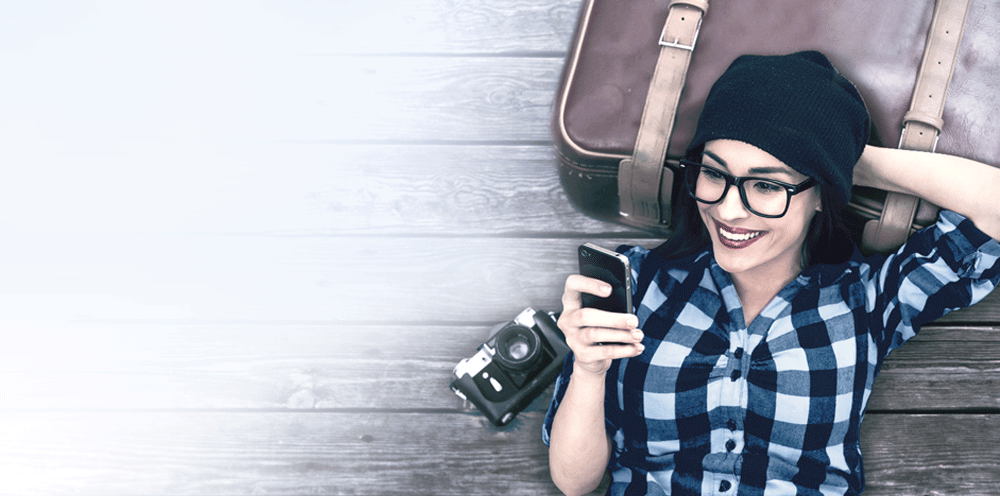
[{"left": 713, "top": 220, "right": 766, "bottom": 250}]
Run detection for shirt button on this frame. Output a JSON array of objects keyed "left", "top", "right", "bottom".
[
  {"left": 730, "top": 369, "right": 741, "bottom": 381},
  {"left": 719, "top": 480, "right": 732, "bottom": 492},
  {"left": 734, "top": 347, "right": 744, "bottom": 359},
  {"left": 726, "top": 440, "right": 736, "bottom": 452},
  {"left": 727, "top": 420, "right": 737, "bottom": 431}
]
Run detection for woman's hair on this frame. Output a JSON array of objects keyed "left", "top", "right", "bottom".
[{"left": 652, "top": 177, "right": 855, "bottom": 267}]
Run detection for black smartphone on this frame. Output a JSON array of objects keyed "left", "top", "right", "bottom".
[{"left": 578, "top": 243, "right": 633, "bottom": 314}]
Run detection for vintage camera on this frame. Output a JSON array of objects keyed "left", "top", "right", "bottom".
[{"left": 450, "top": 308, "right": 570, "bottom": 426}]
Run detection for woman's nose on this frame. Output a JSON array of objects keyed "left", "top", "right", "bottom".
[{"left": 715, "top": 185, "right": 751, "bottom": 220}]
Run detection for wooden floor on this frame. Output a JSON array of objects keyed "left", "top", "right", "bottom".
[{"left": 0, "top": 1, "right": 997, "bottom": 495}]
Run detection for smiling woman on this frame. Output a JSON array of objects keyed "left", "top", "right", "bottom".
[{"left": 546, "top": 51, "right": 1000, "bottom": 496}]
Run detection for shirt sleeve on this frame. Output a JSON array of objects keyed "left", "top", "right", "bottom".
[{"left": 867, "top": 210, "right": 1000, "bottom": 356}]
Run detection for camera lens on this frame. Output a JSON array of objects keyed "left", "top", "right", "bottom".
[{"left": 494, "top": 324, "right": 541, "bottom": 372}]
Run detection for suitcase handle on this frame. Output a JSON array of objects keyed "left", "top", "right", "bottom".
[
  {"left": 618, "top": 0, "right": 708, "bottom": 227},
  {"left": 861, "top": 0, "right": 971, "bottom": 253}
]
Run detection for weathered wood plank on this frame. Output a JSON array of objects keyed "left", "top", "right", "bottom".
[
  {"left": 0, "top": 143, "right": 635, "bottom": 236},
  {"left": 861, "top": 414, "right": 1000, "bottom": 496},
  {"left": 267, "top": 0, "right": 584, "bottom": 55},
  {"left": 0, "top": 236, "right": 649, "bottom": 324},
  {"left": 0, "top": 411, "right": 572, "bottom": 496},
  {"left": 2, "top": 322, "right": 495, "bottom": 411},
  {"left": 311, "top": 144, "right": 638, "bottom": 236},
  {"left": 276, "top": 56, "right": 562, "bottom": 142},
  {"left": 0, "top": 0, "right": 581, "bottom": 58},
  {"left": 871, "top": 326, "right": 1000, "bottom": 412},
  {"left": 0, "top": 411, "right": 995, "bottom": 496},
  {"left": 936, "top": 293, "right": 1000, "bottom": 324},
  {"left": 5, "top": 322, "right": 997, "bottom": 412},
  {"left": 1, "top": 56, "right": 562, "bottom": 145},
  {"left": 2, "top": 235, "right": 997, "bottom": 326}
]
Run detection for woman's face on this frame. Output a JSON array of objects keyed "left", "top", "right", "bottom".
[{"left": 695, "top": 139, "right": 822, "bottom": 284}]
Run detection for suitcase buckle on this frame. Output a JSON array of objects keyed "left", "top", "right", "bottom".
[
  {"left": 658, "top": 15, "right": 702, "bottom": 51},
  {"left": 659, "top": 36, "right": 696, "bottom": 51}
]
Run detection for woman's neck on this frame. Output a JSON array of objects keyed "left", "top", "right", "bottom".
[{"left": 729, "top": 262, "right": 802, "bottom": 326}]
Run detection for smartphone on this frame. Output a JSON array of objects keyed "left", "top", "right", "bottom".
[{"left": 578, "top": 243, "right": 633, "bottom": 314}]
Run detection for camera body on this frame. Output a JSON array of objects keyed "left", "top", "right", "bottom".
[{"left": 450, "top": 308, "right": 570, "bottom": 426}]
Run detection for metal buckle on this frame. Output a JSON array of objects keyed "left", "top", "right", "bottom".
[
  {"left": 898, "top": 125, "right": 941, "bottom": 153},
  {"left": 659, "top": 18, "right": 701, "bottom": 51}
]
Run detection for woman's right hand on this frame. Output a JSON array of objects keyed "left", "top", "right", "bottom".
[{"left": 558, "top": 274, "right": 645, "bottom": 376}]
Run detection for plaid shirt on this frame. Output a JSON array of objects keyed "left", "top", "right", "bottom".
[{"left": 544, "top": 211, "right": 1000, "bottom": 496}]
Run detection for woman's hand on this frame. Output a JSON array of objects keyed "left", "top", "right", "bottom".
[{"left": 558, "top": 274, "right": 645, "bottom": 376}]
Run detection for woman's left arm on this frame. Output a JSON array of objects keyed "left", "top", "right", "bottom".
[{"left": 854, "top": 145, "right": 1000, "bottom": 241}]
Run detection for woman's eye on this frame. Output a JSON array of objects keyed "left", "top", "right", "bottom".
[
  {"left": 701, "top": 167, "right": 726, "bottom": 181},
  {"left": 752, "top": 181, "right": 784, "bottom": 194}
]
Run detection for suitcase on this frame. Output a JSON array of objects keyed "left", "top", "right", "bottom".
[{"left": 553, "top": 0, "right": 1000, "bottom": 252}]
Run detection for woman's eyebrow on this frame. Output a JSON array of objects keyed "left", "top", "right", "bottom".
[
  {"left": 704, "top": 149, "right": 796, "bottom": 176},
  {"left": 703, "top": 150, "right": 728, "bottom": 167},
  {"left": 748, "top": 166, "right": 794, "bottom": 175}
]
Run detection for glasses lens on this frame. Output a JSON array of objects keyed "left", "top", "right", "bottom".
[
  {"left": 743, "top": 179, "right": 789, "bottom": 216},
  {"left": 689, "top": 165, "right": 727, "bottom": 202}
]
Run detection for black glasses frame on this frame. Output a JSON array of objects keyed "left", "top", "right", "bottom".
[{"left": 679, "top": 160, "right": 819, "bottom": 218}]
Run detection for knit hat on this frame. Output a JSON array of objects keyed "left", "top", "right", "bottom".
[{"left": 685, "top": 51, "right": 870, "bottom": 208}]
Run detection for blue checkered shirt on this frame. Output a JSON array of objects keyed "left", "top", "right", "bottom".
[{"left": 544, "top": 211, "right": 1000, "bottom": 495}]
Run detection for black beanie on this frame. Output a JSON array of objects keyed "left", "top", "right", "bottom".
[{"left": 685, "top": 51, "right": 870, "bottom": 208}]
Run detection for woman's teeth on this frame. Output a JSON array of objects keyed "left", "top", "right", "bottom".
[{"left": 720, "top": 229, "right": 762, "bottom": 241}]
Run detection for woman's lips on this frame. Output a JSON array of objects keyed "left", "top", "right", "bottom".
[{"left": 713, "top": 220, "right": 766, "bottom": 249}]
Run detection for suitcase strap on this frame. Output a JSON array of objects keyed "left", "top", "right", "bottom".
[
  {"left": 861, "top": 0, "right": 972, "bottom": 252},
  {"left": 618, "top": 0, "right": 709, "bottom": 227}
]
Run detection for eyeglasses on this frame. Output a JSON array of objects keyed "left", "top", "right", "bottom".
[{"left": 679, "top": 160, "right": 818, "bottom": 218}]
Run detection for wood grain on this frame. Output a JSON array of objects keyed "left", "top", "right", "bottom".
[
  {"left": 292, "top": 144, "right": 639, "bottom": 236},
  {"left": 6, "top": 234, "right": 997, "bottom": 324},
  {"left": 0, "top": 0, "right": 582, "bottom": 57},
  {"left": 0, "top": 236, "right": 650, "bottom": 323},
  {"left": 5, "top": 322, "right": 997, "bottom": 412},
  {"left": 0, "top": 143, "right": 638, "bottom": 236},
  {"left": 0, "top": 411, "right": 995, "bottom": 496},
  {"left": 2, "top": 57, "right": 563, "bottom": 144},
  {"left": 861, "top": 414, "right": 1000, "bottom": 496}
]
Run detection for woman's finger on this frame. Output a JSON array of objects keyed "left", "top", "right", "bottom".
[
  {"left": 561, "top": 306, "right": 638, "bottom": 333},
  {"left": 562, "top": 274, "right": 613, "bottom": 310},
  {"left": 578, "top": 325, "right": 644, "bottom": 346},
  {"left": 575, "top": 341, "right": 645, "bottom": 366}
]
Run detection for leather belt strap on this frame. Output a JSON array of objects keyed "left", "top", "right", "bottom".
[
  {"left": 618, "top": 0, "right": 708, "bottom": 226},
  {"left": 862, "top": 0, "right": 971, "bottom": 253}
]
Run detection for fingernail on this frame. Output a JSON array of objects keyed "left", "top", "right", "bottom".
[
  {"left": 632, "top": 329, "right": 644, "bottom": 341},
  {"left": 627, "top": 316, "right": 639, "bottom": 328},
  {"left": 602, "top": 285, "right": 612, "bottom": 295},
  {"left": 635, "top": 344, "right": 645, "bottom": 354}
]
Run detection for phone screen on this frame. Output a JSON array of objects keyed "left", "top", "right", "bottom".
[{"left": 578, "top": 243, "right": 633, "bottom": 314}]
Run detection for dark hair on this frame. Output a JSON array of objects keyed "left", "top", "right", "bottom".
[
  {"left": 803, "top": 187, "right": 855, "bottom": 266},
  {"left": 652, "top": 177, "right": 854, "bottom": 267}
]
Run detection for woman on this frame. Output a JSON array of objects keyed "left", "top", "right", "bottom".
[{"left": 543, "top": 51, "right": 1000, "bottom": 496}]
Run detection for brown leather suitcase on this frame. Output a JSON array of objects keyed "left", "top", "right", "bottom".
[{"left": 553, "top": 0, "right": 1000, "bottom": 251}]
